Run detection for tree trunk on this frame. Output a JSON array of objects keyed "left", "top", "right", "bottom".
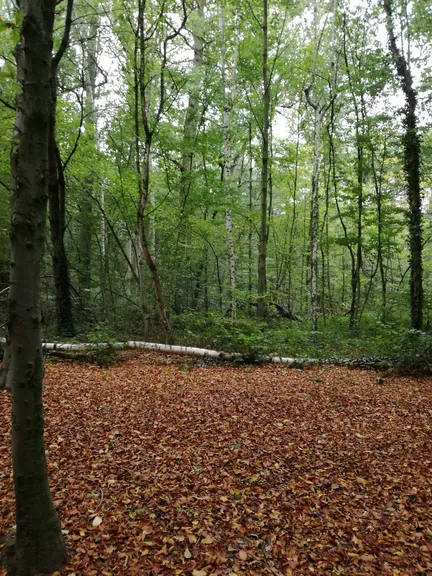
[
  {"left": 138, "top": 139, "right": 171, "bottom": 343},
  {"left": 220, "top": 6, "right": 237, "bottom": 321},
  {"left": 2, "top": 2, "right": 67, "bottom": 573},
  {"left": 48, "top": 0, "right": 75, "bottom": 338},
  {"left": 287, "top": 103, "right": 301, "bottom": 312},
  {"left": 310, "top": 108, "right": 321, "bottom": 331},
  {"left": 248, "top": 122, "right": 254, "bottom": 311},
  {"left": 257, "top": 0, "right": 269, "bottom": 318},
  {"left": 180, "top": 0, "right": 205, "bottom": 199},
  {"left": 371, "top": 142, "right": 387, "bottom": 320},
  {"left": 383, "top": 0, "right": 423, "bottom": 330},
  {"left": 49, "top": 118, "right": 75, "bottom": 337},
  {"left": 78, "top": 16, "right": 98, "bottom": 310},
  {"left": 176, "top": 0, "right": 205, "bottom": 312}
]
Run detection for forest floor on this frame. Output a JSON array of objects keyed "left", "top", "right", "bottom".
[{"left": 0, "top": 353, "right": 432, "bottom": 576}]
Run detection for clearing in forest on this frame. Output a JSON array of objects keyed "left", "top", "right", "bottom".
[{"left": 0, "top": 353, "right": 431, "bottom": 575}]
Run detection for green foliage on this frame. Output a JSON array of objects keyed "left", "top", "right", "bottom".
[
  {"left": 390, "top": 330, "right": 432, "bottom": 375},
  {"left": 78, "top": 322, "right": 117, "bottom": 345},
  {"left": 171, "top": 311, "right": 432, "bottom": 371},
  {"left": 89, "top": 344, "right": 119, "bottom": 367}
]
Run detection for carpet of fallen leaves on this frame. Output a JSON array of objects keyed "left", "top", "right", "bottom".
[{"left": 1, "top": 353, "right": 432, "bottom": 576}]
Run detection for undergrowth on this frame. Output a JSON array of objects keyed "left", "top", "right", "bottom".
[{"left": 172, "top": 311, "right": 432, "bottom": 372}]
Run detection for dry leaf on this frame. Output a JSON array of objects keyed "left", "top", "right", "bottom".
[{"left": 92, "top": 516, "right": 102, "bottom": 527}]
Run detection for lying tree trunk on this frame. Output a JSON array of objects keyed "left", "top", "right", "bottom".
[
  {"left": 270, "top": 302, "right": 301, "bottom": 321},
  {"left": 0, "top": 337, "right": 391, "bottom": 370}
]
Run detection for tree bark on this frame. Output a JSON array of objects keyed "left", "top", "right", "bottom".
[
  {"left": 48, "top": 0, "right": 75, "bottom": 337},
  {"left": 248, "top": 122, "right": 254, "bottom": 311},
  {"left": 180, "top": 0, "right": 205, "bottom": 199},
  {"left": 78, "top": 15, "right": 98, "bottom": 310},
  {"left": 257, "top": 0, "right": 269, "bottom": 318},
  {"left": 2, "top": 1, "right": 67, "bottom": 573},
  {"left": 304, "top": 0, "right": 334, "bottom": 331},
  {"left": 175, "top": 0, "right": 205, "bottom": 312},
  {"left": 139, "top": 140, "right": 171, "bottom": 343},
  {"left": 309, "top": 108, "right": 321, "bottom": 331},
  {"left": 342, "top": 14, "right": 364, "bottom": 331},
  {"left": 383, "top": 0, "right": 423, "bottom": 330},
  {"left": 220, "top": 6, "right": 237, "bottom": 321}
]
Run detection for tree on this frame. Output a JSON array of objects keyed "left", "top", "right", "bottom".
[
  {"left": 1, "top": 0, "right": 67, "bottom": 573},
  {"left": 383, "top": 0, "right": 423, "bottom": 330},
  {"left": 257, "top": 0, "right": 269, "bottom": 318},
  {"left": 48, "top": 0, "right": 75, "bottom": 337},
  {"left": 220, "top": 5, "right": 238, "bottom": 320}
]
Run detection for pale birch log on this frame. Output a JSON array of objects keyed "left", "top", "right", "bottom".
[{"left": 0, "top": 338, "right": 316, "bottom": 365}]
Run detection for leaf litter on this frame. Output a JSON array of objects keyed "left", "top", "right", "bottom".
[{"left": 0, "top": 352, "right": 432, "bottom": 575}]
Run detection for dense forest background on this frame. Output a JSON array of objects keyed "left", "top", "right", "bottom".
[{"left": 0, "top": 0, "right": 431, "bottom": 361}]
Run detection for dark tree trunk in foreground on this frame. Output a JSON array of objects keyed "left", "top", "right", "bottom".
[
  {"left": 383, "top": 0, "right": 423, "bottom": 330},
  {"left": 2, "top": 1, "right": 67, "bottom": 574}
]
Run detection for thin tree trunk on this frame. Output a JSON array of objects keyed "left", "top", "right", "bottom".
[
  {"left": 304, "top": 0, "right": 334, "bottom": 331},
  {"left": 328, "top": 101, "right": 355, "bottom": 315},
  {"left": 48, "top": 145, "right": 75, "bottom": 336},
  {"left": 133, "top": 25, "right": 150, "bottom": 337},
  {"left": 287, "top": 103, "right": 301, "bottom": 312},
  {"left": 248, "top": 122, "right": 253, "bottom": 311},
  {"left": 342, "top": 15, "right": 364, "bottom": 330},
  {"left": 383, "top": 0, "right": 423, "bottom": 329},
  {"left": 3, "top": 2, "right": 67, "bottom": 572},
  {"left": 257, "top": 0, "right": 269, "bottom": 318},
  {"left": 370, "top": 137, "right": 388, "bottom": 320},
  {"left": 180, "top": 0, "right": 205, "bottom": 200},
  {"left": 176, "top": 0, "right": 205, "bottom": 312},
  {"left": 100, "top": 187, "right": 107, "bottom": 312},
  {"left": 48, "top": 0, "right": 75, "bottom": 337},
  {"left": 310, "top": 108, "right": 321, "bottom": 330},
  {"left": 220, "top": 6, "right": 237, "bottom": 320},
  {"left": 79, "top": 16, "right": 98, "bottom": 310},
  {"left": 138, "top": 138, "right": 171, "bottom": 343}
]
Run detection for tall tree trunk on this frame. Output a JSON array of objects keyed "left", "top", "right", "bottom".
[
  {"left": 383, "top": 0, "right": 423, "bottom": 329},
  {"left": 48, "top": 0, "right": 75, "bottom": 336},
  {"left": 138, "top": 139, "right": 171, "bottom": 343},
  {"left": 180, "top": 0, "right": 205, "bottom": 199},
  {"left": 342, "top": 14, "right": 364, "bottom": 331},
  {"left": 133, "top": 26, "right": 150, "bottom": 337},
  {"left": 100, "top": 187, "right": 107, "bottom": 312},
  {"left": 248, "top": 122, "right": 254, "bottom": 311},
  {"left": 304, "top": 0, "right": 333, "bottom": 331},
  {"left": 176, "top": 0, "right": 205, "bottom": 311},
  {"left": 257, "top": 0, "right": 269, "bottom": 318},
  {"left": 309, "top": 108, "right": 321, "bottom": 331},
  {"left": 2, "top": 2, "right": 67, "bottom": 573},
  {"left": 220, "top": 6, "right": 237, "bottom": 321},
  {"left": 48, "top": 144, "right": 75, "bottom": 336},
  {"left": 78, "top": 16, "right": 98, "bottom": 310},
  {"left": 287, "top": 103, "right": 301, "bottom": 312},
  {"left": 371, "top": 140, "right": 388, "bottom": 320}
]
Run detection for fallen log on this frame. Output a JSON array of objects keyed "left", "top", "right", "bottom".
[
  {"left": 0, "top": 338, "right": 389, "bottom": 370},
  {"left": 0, "top": 338, "right": 314, "bottom": 365}
]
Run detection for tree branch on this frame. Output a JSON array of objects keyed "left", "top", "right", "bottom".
[{"left": 53, "top": 0, "right": 75, "bottom": 66}]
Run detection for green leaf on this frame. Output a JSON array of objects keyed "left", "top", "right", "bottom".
[{"left": 15, "top": 11, "right": 24, "bottom": 27}]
